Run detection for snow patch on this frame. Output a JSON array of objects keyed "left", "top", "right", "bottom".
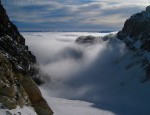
[{"left": 0, "top": 106, "right": 37, "bottom": 115}]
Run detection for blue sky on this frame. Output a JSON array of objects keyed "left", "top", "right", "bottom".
[{"left": 2, "top": 0, "right": 149, "bottom": 31}]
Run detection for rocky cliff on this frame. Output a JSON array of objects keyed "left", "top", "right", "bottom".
[
  {"left": 0, "top": 2, "right": 53, "bottom": 115},
  {"left": 117, "top": 6, "right": 150, "bottom": 82}
]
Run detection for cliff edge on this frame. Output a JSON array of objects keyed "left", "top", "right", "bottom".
[
  {"left": 117, "top": 6, "right": 150, "bottom": 82},
  {"left": 0, "top": 2, "right": 53, "bottom": 115}
]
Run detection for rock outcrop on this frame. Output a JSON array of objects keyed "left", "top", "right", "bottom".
[
  {"left": 76, "top": 35, "right": 99, "bottom": 44},
  {"left": 117, "top": 6, "right": 150, "bottom": 82},
  {"left": 0, "top": 2, "right": 36, "bottom": 76},
  {"left": 0, "top": 2, "right": 53, "bottom": 115},
  {"left": 0, "top": 53, "right": 31, "bottom": 109}
]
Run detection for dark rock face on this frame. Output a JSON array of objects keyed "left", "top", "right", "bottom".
[
  {"left": 146, "top": 6, "right": 150, "bottom": 11},
  {"left": 0, "top": 2, "right": 53, "bottom": 115},
  {"left": 117, "top": 6, "right": 150, "bottom": 81},
  {"left": 0, "top": 4, "right": 36, "bottom": 76},
  {"left": 117, "top": 6, "right": 150, "bottom": 51},
  {"left": 0, "top": 53, "right": 31, "bottom": 109}
]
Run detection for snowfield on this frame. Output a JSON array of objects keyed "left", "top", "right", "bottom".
[{"left": 40, "top": 87, "right": 115, "bottom": 115}]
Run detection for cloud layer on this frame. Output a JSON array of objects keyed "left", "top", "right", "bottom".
[
  {"left": 2, "top": 0, "right": 149, "bottom": 31},
  {"left": 23, "top": 32, "right": 150, "bottom": 115}
]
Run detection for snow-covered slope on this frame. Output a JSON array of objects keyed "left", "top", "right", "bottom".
[
  {"left": 0, "top": 106, "right": 37, "bottom": 115},
  {"left": 23, "top": 32, "right": 150, "bottom": 115},
  {"left": 40, "top": 87, "right": 115, "bottom": 115}
]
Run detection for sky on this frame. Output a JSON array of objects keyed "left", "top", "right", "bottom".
[{"left": 2, "top": 0, "right": 150, "bottom": 31}]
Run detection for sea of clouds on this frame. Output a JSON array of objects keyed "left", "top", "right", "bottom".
[{"left": 23, "top": 32, "right": 150, "bottom": 115}]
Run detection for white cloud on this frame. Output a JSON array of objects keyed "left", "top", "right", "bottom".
[
  {"left": 2, "top": 0, "right": 149, "bottom": 31},
  {"left": 23, "top": 32, "right": 148, "bottom": 115}
]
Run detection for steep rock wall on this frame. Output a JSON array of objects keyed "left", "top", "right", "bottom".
[
  {"left": 117, "top": 6, "right": 150, "bottom": 82},
  {"left": 0, "top": 2, "right": 53, "bottom": 115}
]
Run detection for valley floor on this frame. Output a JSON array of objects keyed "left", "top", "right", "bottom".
[{"left": 40, "top": 87, "right": 115, "bottom": 115}]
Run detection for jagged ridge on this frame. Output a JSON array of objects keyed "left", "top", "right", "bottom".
[{"left": 0, "top": 2, "right": 36, "bottom": 76}]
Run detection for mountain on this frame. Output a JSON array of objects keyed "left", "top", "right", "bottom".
[
  {"left": 117, "top": 5, "right": 150, "bottom": 82},
  {"left": 0, "top": 2, "right": 53, "bottom": 115}
]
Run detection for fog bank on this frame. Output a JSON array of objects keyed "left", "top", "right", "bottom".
[{"left": 23, "top": 32, "right": 150, "bottom": 115}]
